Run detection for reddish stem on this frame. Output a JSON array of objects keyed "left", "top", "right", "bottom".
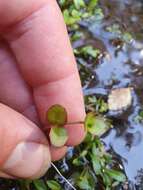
[{"left": 67, "top": 121, "right": 84, "bottom": 125}]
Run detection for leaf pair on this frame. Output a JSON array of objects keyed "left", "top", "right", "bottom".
[
  {"left": 46, "top": 105, "right": 68, "bottom": 147},
  {"left": 47, "top": 104, "right": 111, "bottom": 147},
  {"left": 47, "top": 104, "right": 110, "bottom": 147}
]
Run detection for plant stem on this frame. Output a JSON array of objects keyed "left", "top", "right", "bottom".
[
  {"left": 51, "top": 162, "right": 77, "bottom": 190},
  {"left": 67, "top": 121, "right": 84, "bottom": 125}
]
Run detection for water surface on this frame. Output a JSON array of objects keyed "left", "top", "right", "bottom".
[{"left": 82, "top": 0, "right": 143, "bottom": 188}]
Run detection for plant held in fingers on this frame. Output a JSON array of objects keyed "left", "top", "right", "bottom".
[
  {"left": 46, "top": 104, "right": 111, "bottom": 147},
  {"left": 47, "top": 104, "right": 67, "bottom": 126},
  {"left": 46, "top": 104, "right": 69, "bottom": 147},
  {"left": 49, "top": 126, "right": 68, "bottom": 147}
]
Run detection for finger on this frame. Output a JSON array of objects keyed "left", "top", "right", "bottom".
[
  {"left": 0, "top": 171, "right": 15, "bottom": 179},
  {"left": 0, "top": 103, "right": 51, "bottom": 179},
  {"left": 0, "top": 39, "right": 67, "bottom": 161},
  {"left": 2, "top": 0, "right": 86, "bottom": 146},
  {"left": 50, "top": 146, "right": 67, "bottom": 161},
  {"left": 0, "top": 39, "right": 39, "bottom": 124},
  {"left": 0, "top": 0, "right": 48, "bottom": 28}
]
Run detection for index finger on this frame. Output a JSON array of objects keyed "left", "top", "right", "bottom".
[{"left": 2, "top": 0, "right": 86, "bottom": 146}]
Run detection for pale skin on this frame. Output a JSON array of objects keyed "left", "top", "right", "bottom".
[{"left": 0, "top": 0, "right": 86, "bottom": 179}]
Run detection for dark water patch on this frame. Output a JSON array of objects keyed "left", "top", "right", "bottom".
[{"left": 81, "top": 0, "right": 143, "bottom": 188}]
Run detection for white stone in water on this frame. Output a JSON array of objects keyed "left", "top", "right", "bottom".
[{"left": 108, "top": 88, "right": 132, "bottom": 111}]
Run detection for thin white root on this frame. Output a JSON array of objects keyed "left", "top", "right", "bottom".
[{"left": 51, "top": 162, "right": 77, "bottom": 190}]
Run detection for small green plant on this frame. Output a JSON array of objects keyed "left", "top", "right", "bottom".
[
  {"left": 32, "top": 179, "right": 63, "bottom": 190},
  {"left": 134, "top": 110, "right": 143, "bottom": 123},
  {"left": 47, "top": 180, "right": 62, "bottom": 190},
  {"left": 59, "top": 0, "right": 103, "bottom": 62},
  {"left": 85, "top": 112, "right": 111, "bottom": 136},
  {"left": 59, "top": 0, "right": 101, "bottom": 27},
  {"left": 45, "top": 104, "right": 126, "bottom": 189},
  {"left": 85, "top": 96, "right": 108, "bottom": 113},
  {"left": 46, "top": 105, "right": 69, "bottom": 147},
  {"left": 105, "top": 23, "right": 133, "bottom": 43},
  {"left": 46, "top": 104, "right": 111, "bottom": 147},
  {"left": 74, "top": 45, "right": 100, "bottom": 59},
  {"left": 72, "top": 136, "right": 126, "bottom": 189}
]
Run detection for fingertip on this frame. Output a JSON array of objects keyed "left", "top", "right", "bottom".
[
  {"left": 2, "top": 142, "right": 51, "bottom": 179},
  {"left": 65, "top": 124, "right": 86, "bottom": 146},
  {"left": 50, "top": 146, "right": 67, "bottom": 161},
  {"left": 0, "top": 104, "right": 51, "bottom": 179}
]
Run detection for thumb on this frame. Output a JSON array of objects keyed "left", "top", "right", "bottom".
[{"left": 0, "top": 103, "right": 51, "bottom": 179}]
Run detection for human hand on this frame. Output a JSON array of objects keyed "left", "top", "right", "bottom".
[{"left": 0, "top": 0, "right": 85, "bottom": 179}]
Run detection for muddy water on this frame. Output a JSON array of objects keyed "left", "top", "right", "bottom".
[{"left": 82, "top": 0, "right": 143, "bottom": 188}]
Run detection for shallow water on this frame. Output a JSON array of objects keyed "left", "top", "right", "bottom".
[{"left": 82, "top": 0, "right": 143, "bottom": 188}]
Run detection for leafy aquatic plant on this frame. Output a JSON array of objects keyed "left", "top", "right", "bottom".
[
  {"left": 46, "top": 105, "right": 68, "bottom": 147},
  {"left": 45, "top": 104, "right": 126, "bottom": 189},
  {"left": 46, "top": 104, "right": 111, "bottom": 147}
]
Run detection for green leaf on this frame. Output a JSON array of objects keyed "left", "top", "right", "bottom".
[
  {"left": 73, "top": 157, "right": 85, "bottom": 166},
  {"left": 91, "top": 155, "right": 101, "bottom": 174},
  {"left": 97, "top": 99, "right": 108, "bottom": 113},
  {"left": 81, "top": 46, "right": 100, "bottom": 58},
  {"left": 134, "top": 110, "right": 143, "bottom": 123},
  {"left": 77, "top": 168, "right": 96, "bottom": 190},
  {"left": 71, "top": 31, "right": 83, "bottom": 41},
  {"left": 47, "top": 180, "right": 62, "bottom": 190},
  {"left": 18, "top": 179, "right": 32, "bottom": 190},
  {"left": 71, "top": 9, "right": 81, "bottom": 18},
  {"left": 139, "top": 110, "right": 143, "bottom": 117},
  {"left": 106, "top": 24, "right": 121, "bottom": 35},
  {"left": 84, "top": 132, "right": 94, "bottom": 143},
  {"left": 72, "top": 151, "right": 87, "bottom": 166},
  {"left": 88, "top": 0, "right": 98, "bottom": 10},
  {"left": 105, "top": 169, "right": 126, "bottom": 182},
  {"left": 91, "top": 142, "right": 101, "bottom": 156},
  {"left": 46, "top": 104, "right": 67, "bottom": 126},
  {"left": 94, "top": 7, "right": 104, "bottom": 20},
  {"left": 85, "top": 113, "right": 110, "bottom": 136},
  {"left": 59, "top": 0, "right": 66, "bottom": 6},
  {"left": 63, "top": 9, "right": 81, "bottom": 25},
  {"left": 33, "top": 180, "right": 47, "bottom": 190},
  {"left": 73, "top": 0, "right": 85, "bottom": 9},
  {"left": 49, "top": 126, "right": 68, "bottom": 147},
  {"left": 102, "top": 173, "right": 112, "bottom": 187},
  {"left": 122, "top": 32, "right": 133, "bottom": 43}
]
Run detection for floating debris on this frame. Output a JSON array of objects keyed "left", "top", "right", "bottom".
[{"left": 108, "top": 88, "right": 132, "bottom": 111}]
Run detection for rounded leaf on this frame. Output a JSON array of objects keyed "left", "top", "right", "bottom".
[
  {"left": 84, "top": 113, "right": 110, "bottom": 136},
  {"left": 46, "top": 105, "right": 67, "bottom": 126},
  {"left": 49, "top": 126, "right": 68, "bottom": 147}
]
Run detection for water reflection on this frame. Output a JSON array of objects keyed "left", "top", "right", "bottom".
[{"left": 82, "top": 0, "right": 143, "bottom": 186}]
